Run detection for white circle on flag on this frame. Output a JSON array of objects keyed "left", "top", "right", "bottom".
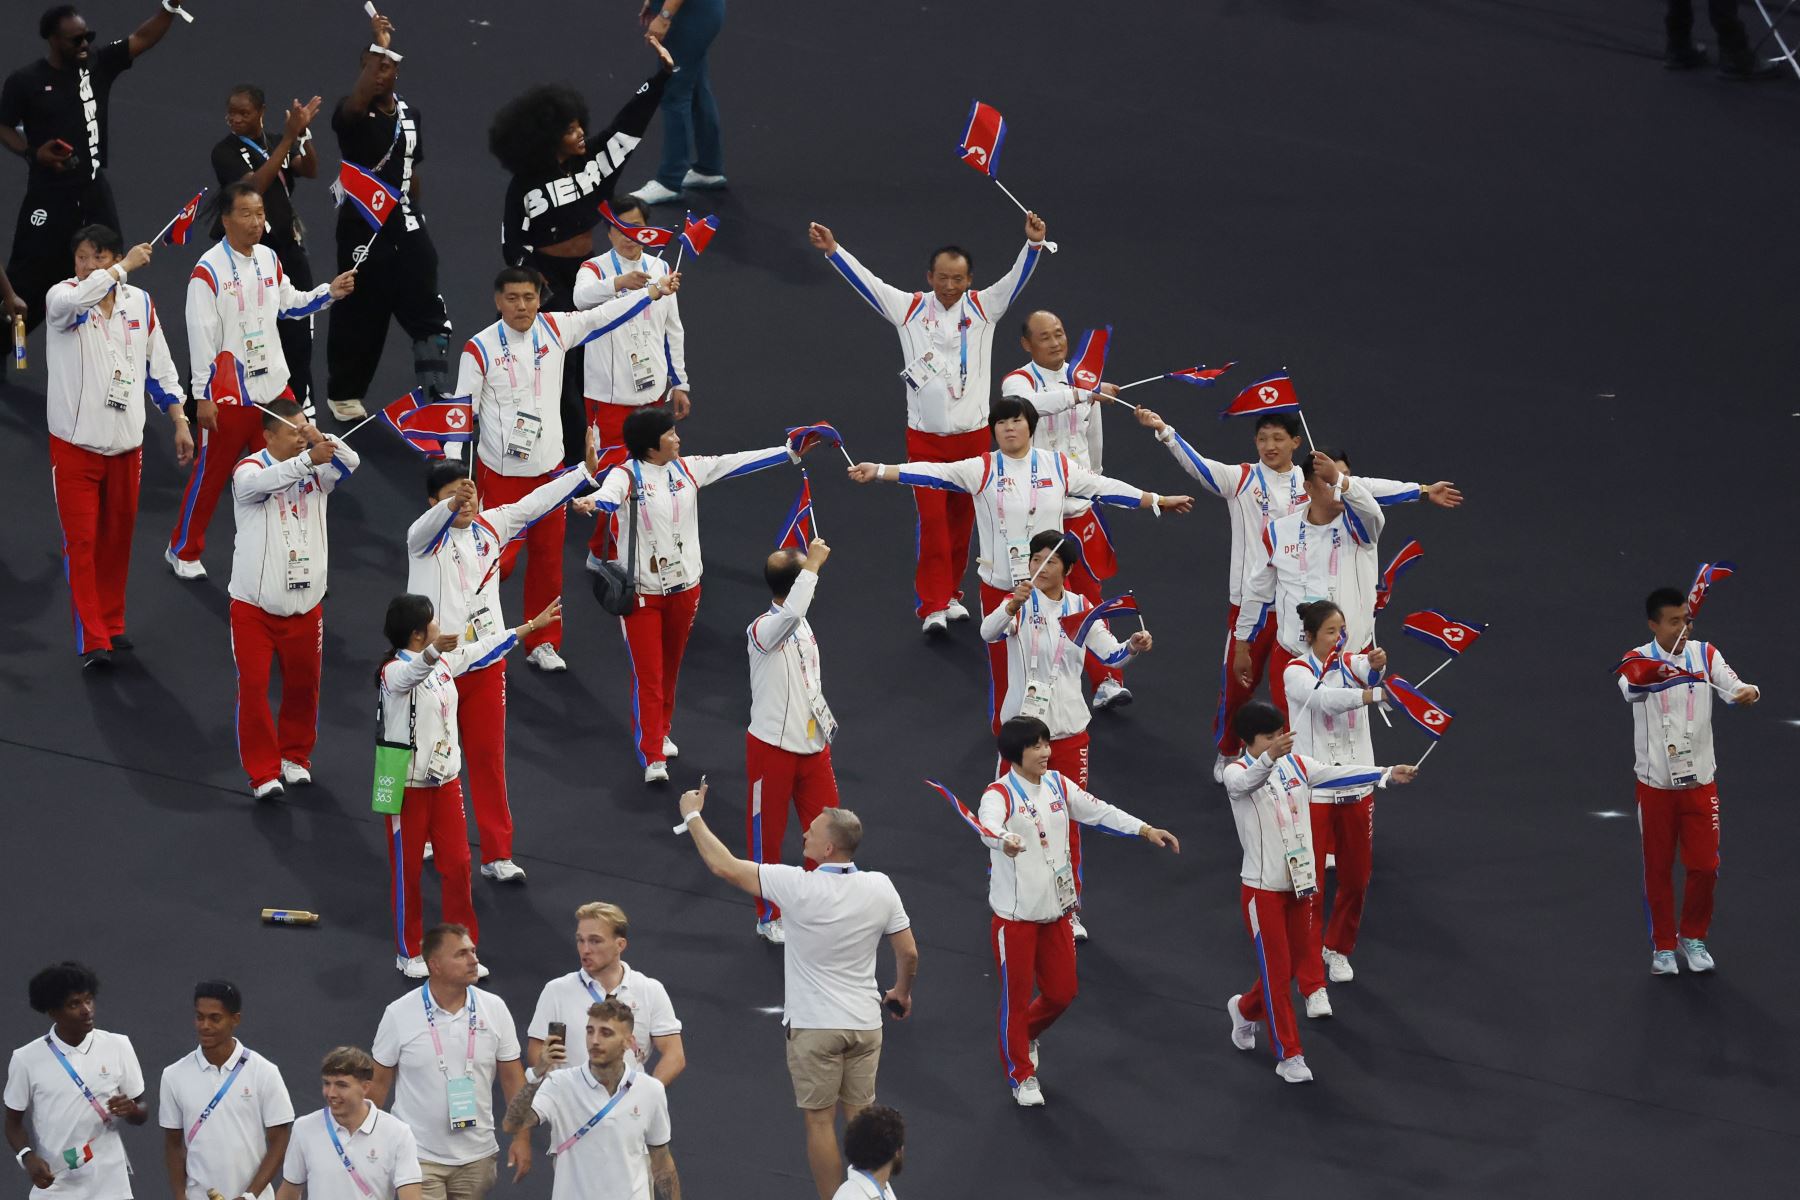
[
  {"left": 1258, "top": 385, "right": 1280, "bottom": 405},
  {"left": 1424, "top": 710, "right": 1446, "bottom": 727},
  {"left": 1444, "top": 627, "right": 1464, "bottom": 643}
]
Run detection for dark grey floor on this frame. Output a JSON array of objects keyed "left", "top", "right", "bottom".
[{"left": 2, "top": 1, "right": 1797, "bottom": 1196}]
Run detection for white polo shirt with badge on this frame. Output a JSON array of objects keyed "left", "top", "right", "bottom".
[
  {"left": 281, "top": 1104, "right": 421, "bottom": 1200},
  {"left": 157, "top": 1040, "right": 295, "bottom": 1200},
  {"left": 371, "top": 984, "right": 520, "bottom": 1168},
  {"left": 832, "top": 1168, "right": 898, "bottom": 1200},
  {"left": 3, "top": 1027, "right": 144, "bottom": 1199},
  {"left": 757, "top": 863, "right": 911, "bottom": 1031},
  {"left": 531, "top": 1066, "right": 670, "bottom": 1200},
  {"left": 526, "top": 963, "right": 682, "bottom": 1073}
]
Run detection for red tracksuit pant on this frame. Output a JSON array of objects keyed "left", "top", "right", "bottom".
[
  {"left": 1237, "top": 884, "right": 1309, "bottom": 1061},
  {"left": 746, "top": 734, "right": 841, "bottom": 921},
  {"left": 585, "top": 398, "right": 665, "bottom": 558},
  {"left": 980, "top": 581, "right": 1013, "bottom": 731},
  {"left": 1635, "top": 780, "right": 1720, "bottom": 950},
  {"left": 620, "top": 586, "right": 702, "bottom": 765},
  {"left": 229, "top": 599, "right": 322, "bottom": 788},
  {"left": 1309, "top": 792, "right": 1375, "bottom": 958},
  {"left": 49, "top": 436, "right": 140, "bottom": 654},
  {"left": 474, "top": 461, "right": 564, "bottom": 653},
  {"left": 907, "top": 427, "right": 990, "bottom": 618},
  {"left": 456, "top": 661, "right": 512, "bottom": 863},
  {"left": 992, "top": 913, "right": 1077, "bottom": 1085},
  {"left": 386, "top": 780, "right": 479, "bottom": 959},
  {"left": 169, "top": 402, "right": 272, "bottom": 562},
  {"left": 1062, "top": 509, "right": 1124, "bottom": 693},
  {"left": 1216, "top": 603, "right": 1279, "bottom": 754}
]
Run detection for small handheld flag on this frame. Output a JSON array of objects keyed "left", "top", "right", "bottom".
[
  {"left": 1220, "top": 374, "right": 1301, "bottom": 420},
  {"left": 925, "top": 779, "right": 1004, "bottom": 840},
  {"left": 679, "top": 212, "right": 718, "bottom": 257},
  {"left": 1058, "top": 594, "right": 1140, "bottom": 646},
  {"left": 158, "top": 189, "right": 207, "bottom": 247},
  {"left": 1612, "top": 653, "right": 1705, "bottom": 693},
  {"left": 599, "top": 201, "right": 675, "bottom": 248},
  {"left": 785, "top": 422, "right": 851, "bottom": 465},
  {"left": 1066, "top": 326, "right": 1111, "bottom": 392},
  {"left": 1164, "top": 362, "right": 1237, "bottom": 387},
  {"left": 1401, "top": 611, "right": 1487, "bottom": 657},
  {"left": 1685, "top": 561, "right": 1735, "bottom": 621},
  {"left": 1384, "top": 677, "right": 1455, "bottom": 739},
  {"left": 336, "top": 161, "right": 404, "bottom": 231},
  {"left": 776, "top": 472, "right": 816, "bottom": 551},
  {"left": 1373, "top": 539, "right": 1424, "bottom": 613},
  {"left": 957, "top": 101, "right": 1007, "bottom": 177},
  {"left": 204, "top": 351, "right": 249, "bottom": 406},
  {"left": 380, "top": 388, "right": 474, "bottom": 459}
]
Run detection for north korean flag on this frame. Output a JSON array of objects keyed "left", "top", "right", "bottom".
[
  {"left": 680, "top": 211, "right": 718, "bottom": 257},
  {"left": 925, "top": 779, "right": 1004, "bottom": 839},
  {"left": 599, "top": 201, "right": 675, "bottom": 248},
  {"left": 1613, "top": 652, "right": 1705, "bottom": 694},
  {"left": 957, "top": 100, "right": 1007, "bottom": 177},
  {"left": 785, "top": 422, "right": 844, "bottom": 457},
  {"left": 776, "top": 472, "right": 815, "bottom": 552},
  {"left": 337, "top": 161, "right": 404, "bottom": 231},
  {"left": 1401, "top": 610, "right": 1487, "bottom": 657},
  {"left": 1163, "top": 361, "right": 1237, "bottom": 387},
  {"left": 1058, "top": 593, "right": 1139, "bottom": 646},
  {"left": 1685, "top": 561, "right": 1736, "bottom": 620},
  {"left": 1373, "top": 539, "right": 1424, "bottom": 612},
  {"left": 205, "top": 351, "right": 249, "bottom": 406},
  {"left": 381, "top": 388, "right": 474, "bottom": 459},
  {"left": 1066, "top": 326, "right": 1110, "bottom": 392},
  {"left": 1383, "top": 677, "right": 1455, "bottom": 740},
  {"left": 1220, "top": 374, "right": 1301, "bottom": 420},
  {"left": 161, "top": 189, "right": 206, "bottom": 247}
]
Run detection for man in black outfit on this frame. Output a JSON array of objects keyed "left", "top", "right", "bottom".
[
  {"left": 209, "top": 84, "right": 323, "bottom": 417},
  {"left": 0, "top": 1, "right": 186, "bottom": 367},
  {"left": 1665, "top": 0, "right": 1785, "bottom": 77},
  {"left": 324, "top": 6, "right": 451, "bottom": 423}
]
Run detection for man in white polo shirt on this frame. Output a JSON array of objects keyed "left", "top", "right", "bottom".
[
  {"left": 525, "top": 903, "right": 686, "bottom": 1086},
  {"left": 276, "top": 1047, "right": 420, "bottom": 1200},
  {"left": 501, "top": 1000, "right": 678, "bottom": 1200},
  {"left": 834, "top": 1105, "right": 904, "bottom": 1200},
  {"left": 5, "top": 961, "right": 148, "bottom": 1195},
  {"left": 676, "top": 785, "right": 917, "bottom": 1200},
  {"left": 370, "top": 926, "right": 523, "bottom": 1200},
  {"left": 159, "top": 979, "right": 295, "bottom": 1200}
]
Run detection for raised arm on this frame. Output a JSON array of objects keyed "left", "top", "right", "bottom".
[
  {"left": 567, "top": 285, "right": 661, "bottom": 345},
  {"left": 1065, "top": 460, "right": 1194, "bottom": 514},
  {"left": 1139, "top": 412, "right": 1240, "bottom": 498},
  {"left": 345, "top": 11, "right": 396, "bottom": 115},
  {"left": 126, "top": 0, "right": 184, "bottom": 59},
  {"left": 972, "top": 216, "right": 1048, "bottom": 321},
  {"left": 406, "top": 495, "right": 460, "bottom": 559},
  {"left": 809, "top": 227, "right": 915, "bottom": 326},
  {"left": 748, "top": 566, "right": 819, "bottom": 652},
  {"left": 231, "top": 452, "right": 317, "bottom": 503},
  {"left": 1704, "top": 643, "right": 1758, "bottom": 705},
  {"left": 677, "top": 783, "right": 763, "bottom": 895},
  {"left": 848, "top": 458, "right": 985, "bottom": 493},
  {"left": 46, "top": 262, "right": 128, "bottom": 328},
  {"left": 685, "top": 445, "right": 793, "bottom": 486}
]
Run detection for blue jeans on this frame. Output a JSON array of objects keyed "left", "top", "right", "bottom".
[{"left": 655, "top": 0, "right": 726, "bottom": 188}]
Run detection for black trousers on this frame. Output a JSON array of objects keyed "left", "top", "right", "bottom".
[
  {"left": 270, "top": 235, "right": 315, "bottom": 411},
  {"left": 7, "top": 173, "right": 120, "bottom": 335},
  {"left": 1667, "top": 0, "right": 1750, "bottom": 53},
  {"left": 326, "top": 215, "right": 451, "bottom": 403},
  {"left": 526, "top": 249, "right": 588, "bottom": 466}
]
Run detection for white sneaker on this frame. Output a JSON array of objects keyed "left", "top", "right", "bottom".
[
  {"left": 1227, "top": 994, "right": 1257, "bottom": 1051},
  {"left": 944, "top": 599, "right": 970, "bottom": 622},
  {"left": 1091, "top": 678, "right": 1133, "bottom": 710},
  {"left": 1651, "top": 950, "right": 1680, "bottom": 975},
  {"left": 629, "top": 180, "right": 682, "bottom": 206},
  {"left": 1069, "top": 913, "right": 1089, "bottom": 943},
  {"left": 662, "top": 736, "right": 680, "bottom": 758},
  {"left": 327, "top": 398, "right": 367, "bottom": 421},
  {"left": 584, "top": 552, "right": 608, "bottom": 574},
  {"left": 1028, "top": 1039, "right": 1040, "bottom": 1070},
  {"left": 422, "top": 840, "right": 434, "bottom": 861},
  {"left": 164, "top": 547, "right": 206, "bottom": 580},
  {"left": 921, "top": 610, "right": 949, "bottom": 636},
  {"left": 1304, "top": 989, "right": 1333, "bottom": 1019},
  {"left": 756, "top": 918, "right": 786, "bottom": 945},
  {"left": 1011, "top": 1076, "right": 1045, "bottom": 1106},
  {"left": 280, "top": 760, "right": 312, "bottom": 786},
  {"left": 480, "top": 859, "right": 528, "bottom": 883},
  {"left": 1213, "top": 754, "right": 1229, "bottom": 785},
  {"left": 644, "top": 761, "right": 670, "bottom": 783},
  {"left": 1323, "top": 948, "right": 1354, "bottom": 984},
  {"left": 1678, "top": 938, "right": 1715, "bottom": 972},
  {"left": 250, "top": 779, "right": 285, "bottom": 800},
  {"left": 1275, "top": 1055, "right": 1314, "bottom": 1084},
  {"left": 681, "top": 169, "right": 728, "bottom": 190},
  {"left": 526, "top": 644, "right": 567, "bottom": 672},
  {"left": 398, "top": 955, "right": 429, "bottom": 978}
]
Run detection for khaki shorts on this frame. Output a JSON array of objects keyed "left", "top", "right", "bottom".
[
  {"left": 419, "top": 1156, "right": 498, "bottom": 1200},
  {"left": 785, "top": 1025, "right": 883, "bottom": 1110}
]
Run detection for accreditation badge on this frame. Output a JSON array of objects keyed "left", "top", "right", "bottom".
[{"left": 445, "top": 1075, "right": 479, "bottom": 1130}]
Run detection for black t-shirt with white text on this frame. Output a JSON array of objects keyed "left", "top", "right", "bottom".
[
  {"left": 331, "top": 93, "right": 423, "bottom": 238},
  {"left": 0, "top": 40, "right": 133, "bottom": 188}
]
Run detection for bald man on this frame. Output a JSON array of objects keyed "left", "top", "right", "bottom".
[
  {"left": 998, "top": 310, "right": 1130, "bottom": 710},
  {"left": 743, "top": 537, "right": 842, "bottom": 944}
]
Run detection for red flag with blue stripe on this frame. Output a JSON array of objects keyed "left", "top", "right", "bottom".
[
  {"left": 381, "top": 388, "right": 474, "bottom": 459},
  {"left": 957, "top": 100, "right": 1007, "bottom": 177},
  {"left": 1057, "top": 593, "right": 1139, "bottom": 645},
  {"left": 680, "top": 211, "right": 718, "bottom": 257},
  {"left": 1220, "top": 374, "right": 1301, "bottom": 419},
  {"left": 1685, "top": 561, "right": 1735, "bottom": 620},
  {"left": 599, "top": 201, "right": 675, "bottom": 248},
  {"left": 924, "top": 779, "right": 1003, "bottom": 839},
  {"left": 776, "top": 472, "right": 815, "bottom": 551},
  {"left": 1613, "top": 652, "right": 1705, "bottom": 693},
  {"left": 1373, "top": 539, "right": 1424, "bottom": 612},
  {"left": 337, "top": 161, "right": 404, "bottom": 231},
  {"left": 1163, "top": 361, "right": 1237, "bottom": 387},
  {"left": 205, "top": 351, "right": 250, "bottom": 406},
  {"left": 785, "top": 423, "right": 843, "bottom": 457},
  {"left": 1066, "top": 326, "right": 1110, "bottom": 392},
  {"left": 1384, "top": 677, "right": 1455, "bottom": 739},
  {"left": 1401, "top": 610, "right": 1486, "bottom": 657},
  {"left": 161, "top": 189, "right": 205, "bottom": 247}
]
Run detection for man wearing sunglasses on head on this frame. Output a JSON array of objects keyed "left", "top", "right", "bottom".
[{"left": 0, "top": 3, "right": 187, "bottom": 367}]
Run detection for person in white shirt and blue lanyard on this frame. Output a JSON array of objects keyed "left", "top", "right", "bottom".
[
  {"left": 832, "top": 1105, "right": 904, "bottom": 1200},
  {"left": 276, "top": 1047, "right": 421, "bottom": 1200}
]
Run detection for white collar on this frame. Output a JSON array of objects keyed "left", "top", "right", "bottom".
[
  {"left": 580, "top": 961, "right": 633, "bottom": 995},
  {"left": 48, "top": 1027, "right": 94, "bottom": 1054},
  {"left": 330, "top": 1101, "right": 378, "bottom": 1139},
  {"left": 577, "top": 1064, "right": 633, "bottom": 1096},
  {"left": 191, "top": 1039, "right": 244, "bottom": 1072}
]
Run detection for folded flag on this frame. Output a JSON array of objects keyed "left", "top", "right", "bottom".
[
  {"left": 680, "top": 211, "right": 718, "bottom": 257},
  {"left": 205, "top": 351, "right": 249, "bottom": 406},
  {"left": 381, "top": 388, "right": 474, "bottom": 459},
  {"left": 161, "top": 189, "right": 205, "bottom": 247},
  {"left": 1058, "top": 593, "right": 1139, "bottom": 645},
  {"left": 1401, "top": 610, "right": 1487, "bottom": 657},
  {"left": 1612, "top": 652, "right": 1705, "bottom": 693},
  {"left": 776, "top": 472, "right": 815, "bottom": 552},
  {"left": 925, "top": 779, "right": 1003, "bottom": 839},
  {"left": 1220, "top": 374, "right": 1300, "bottom": 419},
  {"left": 1384, "top": 677, "right": 1455, "bottom": 739},
  {"left": 599, "top": 200, "right": 675, "bottom": 247},
  {"left": 1373, "top": 539, "right": 1424, "bottom": 612},
  {"left": 1685, "top": 561, "right": 1735, "bottom": 620},
  {"left": 1067, "top": 326, "right": 1111, "bottom": 391},
  {"left": 1164, "top": 362, "right": 1237, "bottom": 387},
  {"left": 957, "top": 100, "right": 1007, "bottom": 177},
  {"left": 336, "top": 161, "right": 404, "bottom": 231},
  {"left": 785, "top": 422, "right": 844, "bottom": 457}
]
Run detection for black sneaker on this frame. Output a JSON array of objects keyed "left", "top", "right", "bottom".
[
  {"left": 1663, "top": 42, "right": 1707, "bottom": 70},
  {"left": 109, "top": 634, "right": 134, "bottom": 651},
  {"left": 80, "top": 648, "right": 113, "bottom": 671}
]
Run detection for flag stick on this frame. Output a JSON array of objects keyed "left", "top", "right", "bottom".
[
  {"left": 1105, "top": 396, "right": 1139, "bottom": 412},
  {"left": 992, "top": 178, "right": 1031, "bottom": 216},
  {"left": 1416, "top": 659, "right": 1452, "bottom": 688},
  {"left": 151, "top": 187, "right": 208, "bottom": 244},
  {"left": 673, "top": 240, "right": 685, "bottom": 272},
  {"left": 1297, "top": 407, "right": 1318, "bottom": 450},
  {"left": 338, "top": 409, "right": 384, "bottom": 439},
  {"left": 254, "top": 402, "right": 302, "bottom": 432},
  {"left": 1114, "top": 376, "right": 1162, "bottom": 391},
  {"left": 839, "top": 444, "right": 855, "bottom": 466},
  {"left": 348, "top": 214, "right": 393, "bottom": 275},
  {"left": 1414, "top": 741, "right": 1439, "bottom": 768}
]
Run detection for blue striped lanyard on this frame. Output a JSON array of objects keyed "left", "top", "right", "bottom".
[
  {"left": 323, "top": 1110, "right": 376, "bottom": 1197},
  {"left": 185, "top": 1049, "right": 250, "bottom": 1145},
  {"left": 42, "top": 1036, "right": 111, "bottom": 1124},
  {"left": 552, "top": 1070, "right": 637, "bottom": 1156}
]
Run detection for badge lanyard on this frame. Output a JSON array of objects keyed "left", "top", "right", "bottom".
[
  {"left": 789, "top": 627, "right": 824, "bottom": 701},
  {"left": 551, "top": 1070, "right": 638, "bottom": 1157},
  {"left": 222, "top": 242, "right": 266, "bottom": 317},
  {"left": 184, "top": 1048, "right": 251, "bottom": 1145},
  {"left": 421, "top": 984, "right": 479, "bottom": 1080},
  {"left": 323, "top": 1112, "right": 377, "bottom": 1197},
  {"left": 1294, "top": 520, "right": 1341, "bottom": 593},
  {"left": 1308, "top": 651, "right": 1359, "bottom": 741},
  {"left": 1267, "top": 757, "right": 1308, "bottom": 854},
  {"left": 629, "top": 459, "right": 680, "bottom": 563},
  {"left": 92, "top": 294, "right": 136, "bottom": 371},
  {"left": 1028, "top": 363, "right": 1077, "bottom": 441},
  {"left": 236, "top": 133, "right": 293, "bottom": 199},
  {"left": 994, "top": 450, "right": 1041, "bottom": 537},
  {"left": 1251, "top": 464, "right": 1301, "bottom": 527},
  {"left": 1653, "top": 643, "right": 1698, "bottom": 743},
  {"left": 274, "top": 467, "right": 312, "bottom": 552},
  {"left": 925, "top": 305, "right": 970, "bottom": 398},
  {"left": 42, "top": 1036, "right": 112, "bottom": 1125},
  {"left": 1005, "top": 774, "right": 1055, "bottom": 854},
  {"left": 1026, "top": 591, "right": 1072, "bottom": 678},
  {"left": 495, "top": 321, "right": 544, "bottom": 402}
]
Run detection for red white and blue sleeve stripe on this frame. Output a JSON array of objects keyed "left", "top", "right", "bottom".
[
  {"left": 896, "top": 462, "right": 970, "bottom": 493},
  {"left": 190, "top": 262, "right": 219, "bottom": 294},
  {"left": 1362, "top": 476, "right": 1423, "bottom": 507},
  {"left": 1160, "top": 429, "right": 1233, "bottom": 497},
  {"left": 279, "top": 285, "right": 332, "bottom": 319}
]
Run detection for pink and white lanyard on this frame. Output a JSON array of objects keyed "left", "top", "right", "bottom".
[
  {"left": 1653, "top": 643, "right": 1698, "bottom": 738},
  {"left": 1005, "top": 772, "right": 1061, "bottom": 855},
  {"left": 495, "top": 320, "right": 544, "bottom": 400},
  {"left": 551, "top": 1070, "right": 638, "bottom": 1157},
  {"left": 42, "top": 1035, "right": 112, "bottom": 1125},
  {"left": 184, "top": 1050, "right": 250, "bottom": 1145},
  {"left": 1308, "top": 651, "right": 1359, "bottom": 737},
  {"left": 421, "top": 984, "right": 478, "bottom": 1079},
  {"left": 323, "top": 1112, "right": 376, "bottom": 1197},
  {"left": 448, "top": 522, "right": 498, "bottom": 598},
  {"left": 1026, "top": 591, "right": 1073, "bottom": 678},
  {"left": 273, "top": 464, "right": 311, "bottom": 549},
  {"left": 1294, "top": 518, "right": 1342, "bottom": 590},
  {"left": 1251, "top": 464, "right": 1302, "bottom": 528},
  {"left": 1029, "top": 363, "right": 1078, "bottom": 441},
  {"left": 629, "top": 458, "right": 683, "bottom": 559},
  {"left": 924, "top": 303, "right": 970, "bottom": 399},
  {"left": 993, "top": 450, "right": 1041, "bottom": 538},
  {"left": 92, "top": 292, "right": 136, "bottom": 364},
  {"left": 222, "top": 242, "right": 265, "bottom": 316},
  {"left": 1264, "top": 756, "right": 1309, "bottom": 854}
]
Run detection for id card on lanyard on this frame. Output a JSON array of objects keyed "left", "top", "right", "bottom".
[
  {"left": 185, "top": 1050, "right": 250, "bottom": 1145},
  {"left": 1268, "top": 758, "right": 1318, "bottom": 896},
  {"left": 1019, "top": 592, "right": 1069, "bottom": 722},
  {"left": 497, "top": 322, "right": 545, "bottom": 459},
  {"left": 1007, "top": 774, "right": 1076, "bottom": 912},
  {"left": 1295, "top": 519, "right": 1342, "bottom": 604},
  {"left": 995, "top": 451, "right": 1041, "bottom": 583},
  {"left": 323, "top": 1113, "right": 377, "bottom": 1197},
  {"left": 632, "top": 459, "right": 689, "bottom": 589},
  {"left": 610, "top": 251, "right": 661, "bottom": 391},
  {"left": 449, "top": 531, "right": 501, "bottom": 641},
  {"left": 788, "top": 628, "right": 837, "bottom": 743},
  {"left": 223, "top": 244, "right": 271, "bottom": 374},
  {"left": 551, "top": 1070, "right": 637, "bottom": 1157},
  {"left": 276, "top": 477, "right": 313, "bottom": 591},
  {"left": 94, "top": 297, "right": 137, "bottom": 411},
  {"left": 422, "top": 985, "right": 482, "bottom": 1130},
  {"left": 1656, "top": 645, "right": 1701, "bottom": 785}
]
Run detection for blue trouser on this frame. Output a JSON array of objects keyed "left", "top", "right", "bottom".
[{"left": 655, "top": 0, "right": 727, "bottom": 189}]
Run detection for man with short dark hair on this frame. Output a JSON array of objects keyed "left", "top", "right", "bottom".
[
  {"left": 5, "top": 961, "right": 148, "bottom": 1194},
  {"left": 208, "top": 83, "right": 323, "bottom": 416},
  {"left": 0, "top": 1, "right": 187, "bottom": 359},
  {"left": 1621, "top": 587, "right": 1758, "bottom": 976},
  {"left": 159, "top": 980, "right": 295, "bottom": 1200},
  {"left": 835, "top": 1104, "right": 903, "bottom": 1199},
  {"left": 808, "top": 212, "right": 1049, "bottom": 634},
  {"left": 277, "top": 1047, "right": 421, "bottom": 1200},
  {"left": 744, "top": 535, "right": 841, "bottom": 945}
]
